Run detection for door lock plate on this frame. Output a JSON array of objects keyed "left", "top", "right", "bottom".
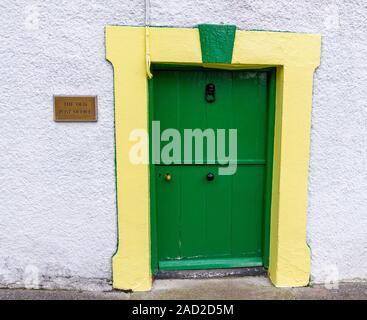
[{"left": 205, "top": 83, "right": 216, "bottom": 103}]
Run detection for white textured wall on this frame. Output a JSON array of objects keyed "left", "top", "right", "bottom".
[{"left": 0, "top": 0, "right": 366, "bottom": 289}]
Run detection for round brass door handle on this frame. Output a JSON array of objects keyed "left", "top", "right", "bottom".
[
  {"left": 165, "top": 174, "right": 172, "bottom": 182},
  {"left": 206, "top": 173, "right": 215, "bottom": 181}
]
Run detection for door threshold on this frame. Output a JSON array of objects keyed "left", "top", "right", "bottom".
[{"left": 155, "top": 267, "right": 267, "bottom": 280}]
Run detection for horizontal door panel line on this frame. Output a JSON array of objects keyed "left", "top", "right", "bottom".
[
  {"left": 155, "top": 160, "right": 266, "bottom": 166},
  {"left": 159, "top": 257, "right": 263, "bottom": 271}
]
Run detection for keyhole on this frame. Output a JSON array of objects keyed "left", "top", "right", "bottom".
[{"left": 205, "top": 83, "right": 216, "bottom": 103}]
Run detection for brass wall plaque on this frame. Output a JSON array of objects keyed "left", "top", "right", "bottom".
[{"left": 54, "top": 96, "right": 97, "bottom": 122}]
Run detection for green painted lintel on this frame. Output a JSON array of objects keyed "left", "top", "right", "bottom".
[{"left": 198, "top": 24, "right": 237, "bottom": 64}]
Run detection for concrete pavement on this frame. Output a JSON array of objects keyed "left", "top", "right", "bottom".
[{"left": 0, "top": 277, "right": 366, "bottom": 300}]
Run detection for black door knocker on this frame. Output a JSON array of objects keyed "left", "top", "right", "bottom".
[
  {"left": 205, "top": 83, "right": 216, "bottom": 103},
  {"left": 206, "top": 172, "right": 215, "bottom": 181}
]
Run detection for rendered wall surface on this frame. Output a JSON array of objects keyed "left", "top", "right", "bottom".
[{"left": 0, "top": 0, "right": 366, "bottom": 289}]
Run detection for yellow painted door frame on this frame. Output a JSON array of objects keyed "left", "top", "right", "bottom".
[{"left": 106, "top": 26, "right": 321, "bottom": 291}]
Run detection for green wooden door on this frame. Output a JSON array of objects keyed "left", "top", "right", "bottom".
[{"left": 151, "top": 68, "right": 275, "bottom": 271}]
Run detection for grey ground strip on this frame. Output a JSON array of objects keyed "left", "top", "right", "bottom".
[{"left": 0, "top": 277, "right": 366, "bottom": 300}]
